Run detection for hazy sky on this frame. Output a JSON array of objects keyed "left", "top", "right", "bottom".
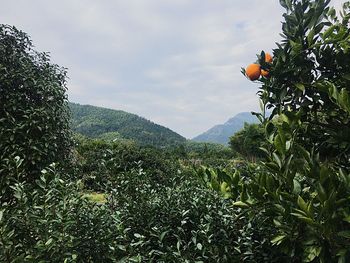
[{"left": 1, "top": 0, "right": 344, "bottom": 138}]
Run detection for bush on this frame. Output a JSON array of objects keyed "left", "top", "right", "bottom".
[
  {"left": 0, "top": 25, "right": 71, "bottom": 201},
  {"left": 108, "top": 167, "right": 242, "bottom": 262},
  {"left": 73, "top": 137, "right": 178, "bottom": 191},
  {"left": 229, "top": 123, "right": 265, "bottom": 161},
  {"left": 0, "top": 160, "right": 125, "bottom": 262}
]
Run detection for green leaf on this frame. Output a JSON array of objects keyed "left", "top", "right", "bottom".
[
  {"left": 338, "top": 231, "right": 350, "bottom": 239},
  {"left": 297, "top": 195, "right": 308, "bottom": 213},
  {"left": 295, "top": 144, "right": 311, "bottom": 163},
  {"left": 307, "top": 29, "right": 315, "bottom": 46},
  {"left": 293, "top": 179, "right": 301, "bottom": 195},
  {"left": 343, "top": 216, "right": 350, "bottom": 223},
  {"left": 342, "top": 73, "right": 350, "bottom": 80},
  {"left": 303, "top": 245, "right": 321, "bottom": 262},
  {"left": 291, "top": 212, "right": 314, "bottom": 224},
  {"left": 134, "top": 233, "right": 142, "bottom": 238},
  {"left": 339, "top": 88, "right": 350, "bottom": 113},
  {"left": 160, "top": 231, "right": 168, "bottom": 242},
  {"left": 232, "top": 201, "right": 249, "bottom": 208},
  {"left": 274, "top": 134, "right": 286, "bottom": 156},
  {"left": 295, "top": 83, "right": 305, "bottom": 91},
  {"left": 265, "top": 122, "right": 275, "bottom": 136},
  {"left": 322, "top": 24, "right": 336, "bottom": 39},
  {"left": 117, "top": 245, "right": 127, "bottom": 251},
  {"left": 272, "top": 152, "right": 282, "bottom": 168},
  {"left": 210, "top": 177, "right": 220, "bottom": 192},
  {"left": 316, "top": 183, "right": 327, "bottom": 204},
  {"left": 177, "top": 240, "right": 181, "bottom": 252},
  {"left": 45, "top": 238, "right": 53, "bottom": 246},
  {"left": 271, "top": 234, "right": 286, "bottom": 245},
  {"left": 273, "top": 219, "right": 282, "bottom": 227}
]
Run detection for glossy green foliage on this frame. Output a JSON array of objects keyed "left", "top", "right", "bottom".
[
  {"left": 71, "top": 136, "right": 244, "bottom": 262},
  {"left": 0, "top": 25, "right": 72, "bottom": 196},
  {"left": 198, "top": 1, "right": 350, "bottom": 261},
  {"left": 194, "top": 163, "right": 286, "bottom": 262},
  {"left": 108, "top": 166, "right": 241, "bottom": 262},
  {"left": 229, "top": 123, "right": 266, "bottom": 161},
  {"left": 73, "top": 137, "right": 178, "bottom": 191},
  {"left": 1, "top": 142, "right": 244, "bottom": 262},
  {"left": 256, "top": 1, "right": 350, "bottom": 259},
  {"left": 0, "top": 161, "right": 124, "bottom": 262},
  {"left": 260, "top": 0, "right": 350, "bottom": 164}
]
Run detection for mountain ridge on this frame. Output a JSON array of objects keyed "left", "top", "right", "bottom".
[
  {"left": 192, "top": 112, "right": 259, "bottom": 145},
  {"left": 69, "top": 102, "right": 186, "bottom": 147}
]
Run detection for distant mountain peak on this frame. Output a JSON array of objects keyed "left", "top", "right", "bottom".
[{"left": 192, "top": 112, "right": 259, "bottom": 145}]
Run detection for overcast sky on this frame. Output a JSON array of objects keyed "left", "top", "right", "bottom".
[{"left": 1, "top": 0, "right": 344, "bottom": 138}]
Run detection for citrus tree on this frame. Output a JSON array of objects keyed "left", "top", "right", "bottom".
[
  {"left": 260, "top": 0, "right": 350, "bottom": 166},
  {"left": 0, "top": 25, "right": 72, "bottom": 200},
  {"left": 203, "top": 0, "right": 350, "bottom": 261},
  {"left": 245, "top": 0, "right": 350, "bottom": 261}
]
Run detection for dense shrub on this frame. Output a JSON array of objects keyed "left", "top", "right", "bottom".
[
  {"left": 0, "top": 161, "right": 125, "bottom": 262},
  {"left": 0, "top": 25, "right": 71, "bottom": 201},
  {"left": 73, "top": 137, "right": 179, "bottom": 191},
  {"left": 108, "top": 166, "right": 242, "bottom": 262},
  {"left": 229, "top": 123, "right": 265, "bottom": 161}
]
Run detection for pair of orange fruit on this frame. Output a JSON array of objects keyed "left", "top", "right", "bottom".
[{"left": 245, "top": 52, "right": 272, "bottom": 81}]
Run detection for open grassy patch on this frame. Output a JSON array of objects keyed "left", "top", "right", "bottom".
[{"left": 83, "top": 192, "right": 107, "bottom": 204}]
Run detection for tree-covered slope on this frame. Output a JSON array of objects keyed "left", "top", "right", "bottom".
[
  {"left": 192, "top": 112, "right": 259, "bottom": 145},
  {"left": 69, "top": 102, "right": 186, "bottom": 147}
]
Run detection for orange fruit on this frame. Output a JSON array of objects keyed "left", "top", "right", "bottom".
[
  {"left": 265, "top": 52, "right": 272, "bottom": 63},
  {"left": 246, "top": 64, "right": 261, "bottom": 81},
  {"left": 261, "top": 69, "right": 269, "bottom": 78}
]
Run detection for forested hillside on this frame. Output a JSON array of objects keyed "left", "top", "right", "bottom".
[{"left": 69, "top": 102, "right": 186, "bottom": 147}]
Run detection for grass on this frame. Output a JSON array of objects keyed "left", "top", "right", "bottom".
[{"left": 83, "top": 192, "right": 107, "bottom": 204}]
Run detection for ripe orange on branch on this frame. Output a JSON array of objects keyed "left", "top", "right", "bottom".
[
  {"left": 264, "top": 52, "right": 273, "bottom": 63},
  {"left": 261, "top": 52, "right": 272, "bottom": 78},
  {"left": 261, "top": 69, "right": 270, "bottom": 78},
  {"left": 245, "top": 64, "right": 261, "bottom": 81}
]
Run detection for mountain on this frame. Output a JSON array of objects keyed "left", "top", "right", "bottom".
[
  {"left": 69, "top": 102, "right": 186, "bottom": 147},
  {"left": 192, "top": 112, "right": 259, "bottom": 145}
]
